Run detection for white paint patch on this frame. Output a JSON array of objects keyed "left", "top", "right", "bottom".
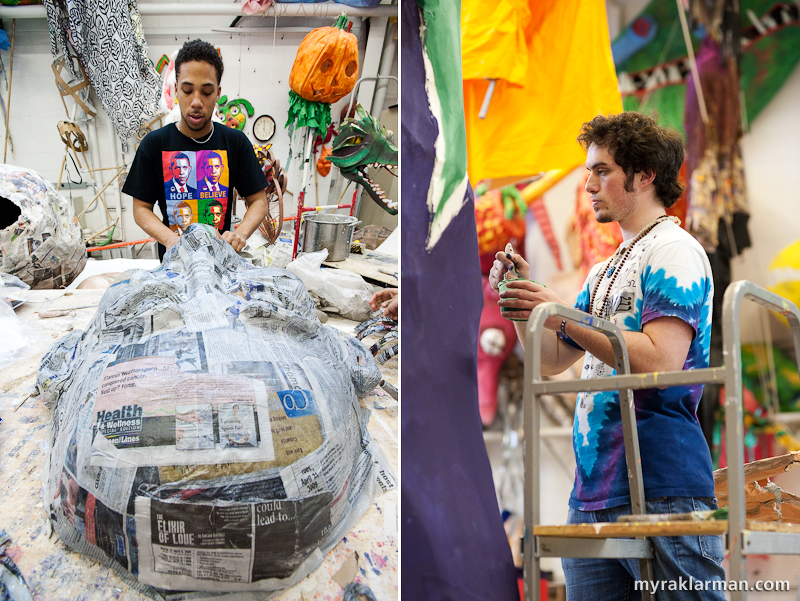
[{"left": 420, "top": 23, "right": 469, "bottom": 251}]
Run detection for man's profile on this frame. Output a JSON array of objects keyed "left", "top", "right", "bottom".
[{"left": 490, "top": 112, "right": 725, "bottom": 598}]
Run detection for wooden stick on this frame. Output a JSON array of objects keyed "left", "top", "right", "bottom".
[
  {"left": 675, "top": 0, "right": 709, "bottom": 125},
  {"left": 76, "top": 166, "right": 124, "bottom": 221},
  {"left": 4, "top": 19, "right": 15, "bottom": 162},
  {"left": 57, "top": 154, "right": 67, "bottom": 189}
]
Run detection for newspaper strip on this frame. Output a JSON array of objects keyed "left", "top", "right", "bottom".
[
  {"left": 90, "top": 356, "right": 275, "bottom": 467},
  {"left": 135, "top": 496, "right": 331, "bottom": 591}
]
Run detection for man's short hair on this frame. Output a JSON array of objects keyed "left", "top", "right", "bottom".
[
  {"left": 173, "top": 200, "right": 191, "bottom": 215},
  {"left": 175, "top": 39, "right": 224, "bottom": 84},
  {"left": 577, "top": 112, "right": 685, "bottom": 208},
  {"left": 169, "top": 152, "right": 190, "bottom": 171}
]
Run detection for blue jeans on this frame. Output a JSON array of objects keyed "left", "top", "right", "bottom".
[{"left": 562, "top": 497, "right": 726, "bottom": 601}]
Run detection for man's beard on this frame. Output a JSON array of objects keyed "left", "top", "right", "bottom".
[{"left": 594, "top": 209, "right": 613, "bottom": 224}]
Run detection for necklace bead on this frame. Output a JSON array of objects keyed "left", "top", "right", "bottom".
[{"left": 589, "top": 215, "right": 677, "bottom": 319}]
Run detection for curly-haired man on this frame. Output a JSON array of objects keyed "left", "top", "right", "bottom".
[{"left": 490, "top": 112, "right": 725, "bottom": 599}]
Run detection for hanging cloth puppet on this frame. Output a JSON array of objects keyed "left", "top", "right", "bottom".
[
  {"left": 461, "top": 0, "right": 623, "bottom": 184},
  {"left": 685, "top": 35, "right": 750, "bottom": 255},
  {"left": 44, "top": 0, "right": 162, "bottom": 141}
]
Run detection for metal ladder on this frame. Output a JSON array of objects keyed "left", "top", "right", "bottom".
[{"left": 522, "top": 280, "right": 800, "bottom": 601}]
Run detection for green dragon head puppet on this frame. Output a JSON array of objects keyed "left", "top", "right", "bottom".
[{"left": 329, "top": 104, "right": 397, "bottom": 215}]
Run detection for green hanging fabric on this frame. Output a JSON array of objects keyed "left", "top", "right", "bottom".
[{"left": 285, "top": 91, "right": 332, "bottom": 139}]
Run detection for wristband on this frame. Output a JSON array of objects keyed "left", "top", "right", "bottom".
[{"left": 561, "top": 320, "right": 567, "bottom": 336}]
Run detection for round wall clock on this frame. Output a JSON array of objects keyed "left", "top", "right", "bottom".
[{"left": 253, "top": 114, "right": 276, "bottom": 143}]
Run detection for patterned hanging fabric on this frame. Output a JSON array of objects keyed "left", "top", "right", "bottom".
[
  {"left": 685, "top": 36, "right": 750, "bottom": 254},
  {"left": 44, "top": 0, "right": 162, "bottom": 141}
]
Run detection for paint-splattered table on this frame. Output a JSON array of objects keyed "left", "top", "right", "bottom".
[{"left": 0, "top": 288, "right": 398, "bottom": 600}]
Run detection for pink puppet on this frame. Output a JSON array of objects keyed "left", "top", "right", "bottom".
[{"left": 477, "top": 276, "right": 518, "bottom": 426}]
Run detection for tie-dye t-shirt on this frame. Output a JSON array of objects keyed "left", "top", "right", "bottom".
[{"left": 568, "top": 219, "right": 715, "bottom": 510}]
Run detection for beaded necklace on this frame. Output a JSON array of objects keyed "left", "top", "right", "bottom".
[{"left": 589, "top": 215, "right": 679, "bottom": 319}]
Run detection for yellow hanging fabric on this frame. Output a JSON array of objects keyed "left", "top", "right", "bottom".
[{"left": 462, "top": 0, "right": 623, "bottom": 184}]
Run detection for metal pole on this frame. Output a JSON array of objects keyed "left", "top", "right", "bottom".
[{"left": 291, "top": 128, "right": 314, "bottom": 260}]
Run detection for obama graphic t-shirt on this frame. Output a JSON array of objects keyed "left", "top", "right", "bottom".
[{"left": 123, "top": 123, "right": 267, "bottom": 259}]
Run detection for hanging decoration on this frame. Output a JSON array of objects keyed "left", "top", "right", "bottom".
[
  {"left": 616, "top": 1, "right": 800, "bottom": 133},
  {"left": 474, "top": 186, "right": 526, "bottom": 259},
  {"left": 328, "top": 104, "right": 397, "bottom": 215},
  {"left": 51, "top": 55, "right": 96, "bottom": 120},
  {"left": 240, "top": 0, "right": 272, "bottom": 15},
  {"left": 461, "top": 0, "right": 623, "bottom": 183},
  {"left": 286, "top": 14, "right": 358, "bottom": 138},
  {"left": 44, "top": 0, "right": 162, "bottom": 141},
  {"left": 218, "top": 95, "right": 254, "bottom": 131},
  {"left": 253, "top": 145, "right": 286, "bottom": 245},
  {"left": 314, "top": 123, "right": 337, "bottom": 176},
  {"left": 685, "top": 36, "right": 750, "bottom": 254},
  {"left": 155, "top": 54, "right": 170, "bottom": 74}
]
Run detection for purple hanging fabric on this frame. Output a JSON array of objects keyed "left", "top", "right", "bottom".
[{"left": 400, "top": 0, "right": 519, "bottom": 598}]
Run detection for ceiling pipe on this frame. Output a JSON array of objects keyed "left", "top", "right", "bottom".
[{"left": 0, "top": 3, "right": 397, "bottom": 19}]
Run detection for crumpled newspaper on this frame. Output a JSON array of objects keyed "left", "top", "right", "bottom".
[
  {"left": 38, "top": 224, "right": 395, "bottom": 599},
  {"left": 0, "top": 165, "right": 86, "bottom": 289}
]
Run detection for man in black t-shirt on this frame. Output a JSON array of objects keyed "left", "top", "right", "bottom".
[{"left": 123, "top": 39, "right": 268, "bottom": 260}]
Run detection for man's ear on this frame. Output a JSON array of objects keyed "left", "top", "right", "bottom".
[{"left": 638, "top": 169, "right": 656, "bottom": 187}]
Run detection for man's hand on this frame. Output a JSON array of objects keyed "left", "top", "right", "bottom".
[
  {"left": 498, "top": 279, "right": 567, "bottom": 331},
  {"left": 165, "top": 231, "right": 181, "bottom": 250},
  {"left": 370, "top": 288, "right": 398, "bottom": 319},
  {"left": 222, "top": 230, "right": 247, "bottom": 253},
  {"left": 489, "top": 250, "right": 532, "bottom": 291},
  {"left": 133, "top": 198, "right": 182, "bottom": 251}
]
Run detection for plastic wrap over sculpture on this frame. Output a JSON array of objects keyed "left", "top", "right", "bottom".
[
  {"left": 0, "top": 165, "right": 86, "bottom": 289},
  {"left": 38, "top": 224, "right": 394, "bottom": 600}
]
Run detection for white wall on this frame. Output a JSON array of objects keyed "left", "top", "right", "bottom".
[{"left": 0, "top": 13, "right": 397, "bottom": 245}]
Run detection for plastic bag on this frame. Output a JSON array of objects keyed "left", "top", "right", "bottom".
[
  {"left": 0, "top": 272, "right": 31, "bottom": 307},
  {"left": 0, "top": 298, "right": 47, "bottom": 368},
  {"left": 241, "top": 231, "right": 294, "bottom": 269},
  {"left": 287, "top": 250, "right": 373, "bottom": 321}
]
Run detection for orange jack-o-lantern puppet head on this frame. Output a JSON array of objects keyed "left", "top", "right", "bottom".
[{"left": 289, "top": 14, "right": 358, "bottom": 104}]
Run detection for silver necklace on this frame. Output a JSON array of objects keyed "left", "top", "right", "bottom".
[{"left": 179, "top": 121, "right": 214, "bottom": 144}]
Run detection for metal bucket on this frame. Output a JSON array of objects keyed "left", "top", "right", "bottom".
[{"left": 302, "top": 214, "right": 361, "bottom": 262}]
